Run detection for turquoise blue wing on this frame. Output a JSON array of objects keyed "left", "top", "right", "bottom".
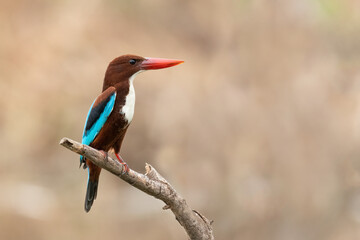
[{"left": 80, "top": 87, "right": 116, "bottom": 166}]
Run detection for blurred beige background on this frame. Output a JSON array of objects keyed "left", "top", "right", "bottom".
[{"left": 1, "top": 0, "right": 360, "bottom": 239}]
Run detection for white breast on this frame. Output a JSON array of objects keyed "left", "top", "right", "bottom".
[{"left": 120, "top": 71, "right": 142, "bottom": 123}]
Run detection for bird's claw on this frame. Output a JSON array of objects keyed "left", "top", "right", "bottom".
[
  {"left": 120, "top": 162, "right": 129, "bottom": 174},
  {"left": 99, "top": 150, "right": 109, "bottom": 160},
  {"left": 115, "top": 153, "right": 129, "bottom": 174}
]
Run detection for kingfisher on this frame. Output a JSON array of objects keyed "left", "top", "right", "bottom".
[{"left": 80, "top": 54, "right": 183, "bottom": 212}]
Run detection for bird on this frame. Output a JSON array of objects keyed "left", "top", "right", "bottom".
[{"left": 80, "top": 54, "right": 183, "bottom": 212}]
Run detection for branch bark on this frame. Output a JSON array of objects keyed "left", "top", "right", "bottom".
[{"left": 60, "top": 137, "right": 214, "bottom": 240}]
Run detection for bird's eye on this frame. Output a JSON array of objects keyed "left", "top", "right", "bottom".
[{"left": 129, "top": 59, "right": 136, "bottom": 65}]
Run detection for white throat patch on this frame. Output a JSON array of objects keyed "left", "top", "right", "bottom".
[{"left": 121, "top": 70, "right": 144, "bottom": 123}]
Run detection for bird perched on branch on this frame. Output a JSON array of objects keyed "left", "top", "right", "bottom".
[{"left": 80, "top": 54, "right": 183, "bottom": 212}]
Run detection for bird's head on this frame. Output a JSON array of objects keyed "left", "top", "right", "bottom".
[{"left": 103, "top": 54, "right": 183, "bottom": 89}]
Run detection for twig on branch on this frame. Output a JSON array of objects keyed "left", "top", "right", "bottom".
[{"left": 59, "top": 137, "right": 214, "bottom": 240}]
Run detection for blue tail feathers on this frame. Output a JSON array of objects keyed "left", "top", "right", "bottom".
[
  {"left": 84, "top": 169, "right": 99, "bottom": 212},
  {"left": 80, "top": 155, "right": 86, "bottom": 169}
]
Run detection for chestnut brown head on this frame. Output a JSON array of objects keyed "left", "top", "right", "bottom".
[{"left": 103, "top": 54, "right": 183, "bottom": 89}]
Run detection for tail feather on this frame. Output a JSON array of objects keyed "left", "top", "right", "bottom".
[
  {"left": 80, "top": 155, "right": 87, "bottom": 169},
  {"left": 84, "top": 168, "right": 99, "bottom": 212}
]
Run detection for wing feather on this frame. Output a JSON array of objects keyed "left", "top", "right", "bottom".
[{"left": 80, "top": 87, "right": 116, "bottom": 166}]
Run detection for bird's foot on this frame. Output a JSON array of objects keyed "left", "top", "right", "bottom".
[
  {"left": 115, "top": 153, "right": 129, "bottom": 174},
  {"left": 99, "top": 150, "right": 109, "bottom": 160}
]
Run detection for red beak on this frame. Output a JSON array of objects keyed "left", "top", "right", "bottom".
[{"left": 140, "top": 57, "right": 184, "bottom": 70}]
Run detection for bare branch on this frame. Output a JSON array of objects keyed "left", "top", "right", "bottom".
[{"left": 60, "top": 137, "right": 214, "bottom": 240}]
